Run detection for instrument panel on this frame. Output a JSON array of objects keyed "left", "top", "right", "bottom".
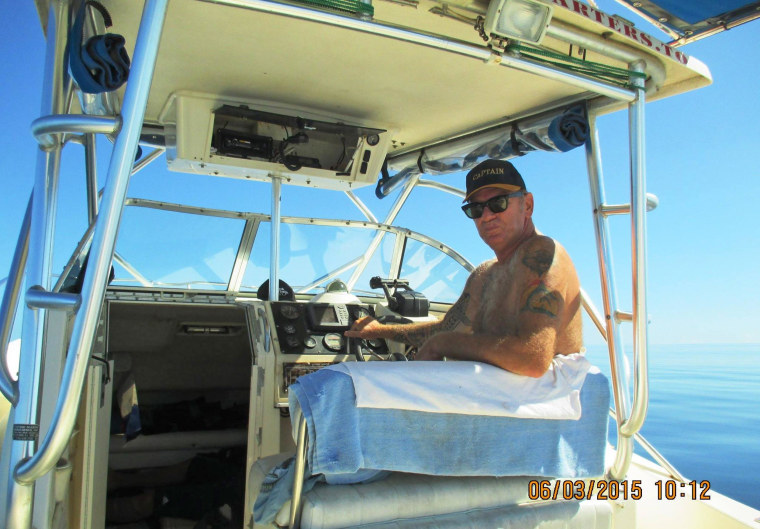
[
  {"left": 271, "top": 302, "right": 387, "bottom": 357},
  {"left": 270, "top": 301, "right": 390, "bottom": 404}
]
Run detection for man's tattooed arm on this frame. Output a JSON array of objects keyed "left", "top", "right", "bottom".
[
  {"left": 519, "top": 238, "right": 563, "bottom": 318},
  {"left": 390, "top": 292, "right": 472, "bottom": 346},
  {"left": 520, "top": 281, "right": 562, "bottom": 318},
  {"left": 522, "top": 247, "right": 553, "bottom": 277}
]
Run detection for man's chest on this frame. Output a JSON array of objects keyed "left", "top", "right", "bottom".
[{"left": 470, "top": 264, "right": 522, "bottom": 334}]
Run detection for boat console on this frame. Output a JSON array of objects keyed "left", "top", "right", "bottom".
[
  {"left": 268, "top": 301, "right": 393, "bottom": 406},
  {"left": 272, "top": 302, "right": 385, "bottom": 357}
]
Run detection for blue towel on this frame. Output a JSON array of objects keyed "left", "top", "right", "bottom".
[
  {"left": 252, "top": 456, "right": 323, "bottom": 525},
  {"left": 68, "top": 2, "right": 131, "bottom": 94},
  {"left": 288, "top": 368, "right": 610, "bottom": 483},
  {"left": 548, "top": 105, "right": 589, "bottom": 152}
]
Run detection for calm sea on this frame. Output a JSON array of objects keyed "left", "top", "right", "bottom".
[{"left": 584, "top": 343, "right": 760, "bottom": 510}]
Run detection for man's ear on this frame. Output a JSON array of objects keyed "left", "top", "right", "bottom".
[{"left": 524, "top": 192, "right": 534, "bottom": 216}]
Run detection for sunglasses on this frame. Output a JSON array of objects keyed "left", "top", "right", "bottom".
[{"left": 461, "top": 191, "right": 524, "bottom": 219}]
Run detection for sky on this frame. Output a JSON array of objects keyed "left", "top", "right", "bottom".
[{"left": 1, "top": 1, "right": 759, "bottom": 347}]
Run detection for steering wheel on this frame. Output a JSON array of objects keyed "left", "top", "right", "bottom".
[{"left": 256, "top": 279, "right": 295, "bottom": 301}]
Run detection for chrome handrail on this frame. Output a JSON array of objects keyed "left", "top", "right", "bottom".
[
  {"left": 583, "top": 65, "right": 652, "bottom": 480},
  {"left": 13, "top": 0, "right": 169, "bottom": 489},
  {"left": 31, "top": 115, "right": 120, "bottom": 150},
  {"left": 621, "top": 63, "right": 650, "bottom": 439},
  {"left": 608, "top": 409, "right": 686, "bottom": 482},
  {"left": 0, "top": 194, "right": 32, "bottom": 404},
  {"left": 584, "top": 293, "right": 675, "bottom": 480},
  {"left": 585, "top": 109, "right": 634, "bottom": 480},
  {"left": 579, "top": 287, "right": 607, "bottom": 341}
]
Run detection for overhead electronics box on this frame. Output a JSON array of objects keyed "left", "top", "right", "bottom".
[{"left": 160, "top": 93, "right": 392, "bottom": 190}]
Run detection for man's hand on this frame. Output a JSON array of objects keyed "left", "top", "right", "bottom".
[{"left": 344, "top": 316, "right": 385, "bottom": 339}]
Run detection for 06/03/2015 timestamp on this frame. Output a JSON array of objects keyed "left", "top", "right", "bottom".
[{"left": 527, "top": 479, "right": 712, "bottom": 501}]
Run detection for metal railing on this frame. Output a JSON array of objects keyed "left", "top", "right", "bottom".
[
  {"left": 581, "top": 292, "right": 683, "bottom": 482},
  {"left": 3, "top": 2, "right": 169, "bottom": 527},
  {"left": 0, "top": 196, "right": 32, "bottom": 404},
  {"left": 584, "top": 63, "right": 652, "bottom": 481}
]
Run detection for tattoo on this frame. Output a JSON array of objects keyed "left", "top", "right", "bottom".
[
  {"left": 389, "top": 293, "right": 471, "bottom": 347},
  {"left": 440, "top": 292, "right": 471, "bottom": 331},
  {"left": 392, "top": 326, "right": 432, "bottom": 347},
  {"left": 521, "top": 281, "right": 562, "bottom": 317},
  {"left": 522, "top": 248, "right": 553, "bottom": 277}
]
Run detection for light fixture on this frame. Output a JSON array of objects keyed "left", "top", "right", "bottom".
[{"left": 483, "top": 0, "right": 554, "bottom": 45}]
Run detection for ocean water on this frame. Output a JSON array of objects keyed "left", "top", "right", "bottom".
[{"left": 584, "top": 343, "right": 760, "bottom": 510}]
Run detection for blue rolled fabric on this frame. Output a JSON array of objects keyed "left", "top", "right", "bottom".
[
  {"left": 253, "top": 457, "right": 323, "bottom": 525},
  {"left": 68, "top": 1, "right": 130, "bottom": 94},
  {"left": 548, "top": 105, "right": 589, "bottom": 152}
]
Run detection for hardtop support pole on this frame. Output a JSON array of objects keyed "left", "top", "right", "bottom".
[
  {"left": 270, "top": 177, "right": 282, "bottom": 301},
  {"left": 0, "top": 195, "right": 32, "bottom": 404},
  {"left": 621, "top": 62, "right": 650, "bottom": 438},
  {"left": 584, "top": 109, "right": 634, "bottom": 481},
  {"left": 2, "top": 1, "right": 69, "bottom": 526},
  {"left": 5, "top": 2, "right": 168, "bottom": 528}
]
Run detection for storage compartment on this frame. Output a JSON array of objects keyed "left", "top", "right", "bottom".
[{"left": 105, "top": 302, "right": 253, "bottom": 528}]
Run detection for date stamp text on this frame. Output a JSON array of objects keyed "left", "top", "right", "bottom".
[{"left": 527, "top": 479, "right": 711, "bottom": 501}]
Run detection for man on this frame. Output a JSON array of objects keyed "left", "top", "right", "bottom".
[{"left": 345, "top": 159, "right": 582, "bottom": 378}]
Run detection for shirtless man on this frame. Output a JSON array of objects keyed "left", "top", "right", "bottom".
[{"left": 345, "top": 159, "right": 582, "bottom": 378}]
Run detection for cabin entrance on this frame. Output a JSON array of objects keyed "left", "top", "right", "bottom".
[{"left": 100, "top": 301, "right": 252, "bottom": 528}]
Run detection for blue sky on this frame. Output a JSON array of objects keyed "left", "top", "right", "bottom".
[{"left": 1, "top": 2, "right": 759, "bottom": 346}]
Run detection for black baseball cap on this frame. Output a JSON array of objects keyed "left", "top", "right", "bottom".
[{"left": 464, "top": 159, "right": 526, "bottom": 202}]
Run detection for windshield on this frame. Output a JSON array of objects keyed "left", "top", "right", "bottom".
[
  {"left": 114, "top": 206, "right": 245, "bottom": 290},
  {"left": 111, "top": 201, "right": 473, "bottom": 303},
  {"left": 240, "top": 222, "right": 396, "bottom": 296}
]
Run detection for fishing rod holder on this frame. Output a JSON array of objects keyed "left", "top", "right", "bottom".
[
  {"left": 600, "top": 193, "right": 659, "bottom": 216},
  {"left": 25, "top": 286, "right": 81, "bottom": 312},
  {"left": 31, "top": 115, "right": 121, "bottom": 150}
]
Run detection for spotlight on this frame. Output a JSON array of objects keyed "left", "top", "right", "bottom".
[{"left": 483, "top": 0, "right": 553, "bottom": 44}]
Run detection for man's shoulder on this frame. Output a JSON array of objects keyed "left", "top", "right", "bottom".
[
  {"left": 464, "top": 259, "right": 498, "bottom": 290},
  {"left": 514, "top": 234, "right": 556, "bottom": 275},
  {"left": 472, "top": 259, "right": 498, "bottom": 276},
  {"left": 515, "top": 234, "right": 577, "bottom": 277},
  {"left": 519, "top": 233, "right": 558, "bottom": 254}
]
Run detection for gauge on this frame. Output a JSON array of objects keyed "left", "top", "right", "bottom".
[
  {"left": 280, "top": 304, "right": 300, "bottom": 320},
  {"left": 285, "top": 335, "right": 300, "bottom": 348},
  {"left": 304, "top": 336, "right": 317, "bottom": 349},
  {"left": 366, "top": 338, "right": 385, "bottom": 349},
  {"left": 283, "top": 324, "right": 297, "bottom": 334},
  {"left": 323, "top": 333, "right": 344, "bottom": 352}
]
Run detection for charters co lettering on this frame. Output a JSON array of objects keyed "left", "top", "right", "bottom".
[{"left": 551, "top": 0, "right": 689, "bottom": 65}]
